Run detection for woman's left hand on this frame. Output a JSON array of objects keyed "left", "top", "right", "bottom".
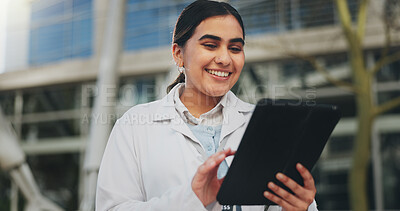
[{"left": 263, "top": 163, "right": 316, "bottom": 211}]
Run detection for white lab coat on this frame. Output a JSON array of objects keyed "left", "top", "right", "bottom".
[{"left": 96, "top": 85, "right": 318, "bottom": 211}]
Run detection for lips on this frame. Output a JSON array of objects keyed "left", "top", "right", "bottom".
[{"left": 205, "top": 68, "right": 232, "bottom": 77}]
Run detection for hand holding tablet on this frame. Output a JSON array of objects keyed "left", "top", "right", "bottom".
[
  {"left": 217, "top": 98, "right": 341, "bottom": 206},
  {"left": 264, "top": 163, "right": 316, "bottom": 210}
]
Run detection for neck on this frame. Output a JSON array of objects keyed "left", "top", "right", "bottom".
[{"left": 180, "top": 87, "right": 222, "bottom": 118}]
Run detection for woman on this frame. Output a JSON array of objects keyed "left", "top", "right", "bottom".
[{"left": 96, "top": 1, "right": 318, "bottom": 210}]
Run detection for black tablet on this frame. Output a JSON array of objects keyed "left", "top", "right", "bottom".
[{"left": 217, "top": 98, "right": 341, "bottom": 205}]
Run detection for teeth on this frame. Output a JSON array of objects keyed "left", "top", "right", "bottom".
[{"left": 206, "top": 69, "right": 229, "bottom": 77}]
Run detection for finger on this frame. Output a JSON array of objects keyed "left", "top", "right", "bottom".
[
  {"left": 227, "top": 148, "right": 236, "bottom": 155},
  {"left": 209, "top": 148, "right": 234, "bottom": 165},
  {"left": 211, "top": 148, "right": 230, "bottom": 158},
  {"left": 275, "top": 172, "right": 315, "bottom": 205},
  {"left": 267, "top": 182, "right": 307, "bottom": 208},
  {"left": 211, "top": 148, "right": 231, "bottom": 163},
  {"left": 221, "top": 148, "right": 235, "bottom": 157},
  {"left": 196, "top": 161, "right": 215, "bottom": 176},
  {"left": 197, "top": 149, "right": 233, "bottom": 176},
  {"left": 218, "top": 177, "right": 225, "bottom": 184},
  {"left": 264, "top": 191, "right": 298, "bottom": 211},
  {"left": 296, "top": 163, "right": 316, "bottom": 191},
  {"left": 196, "top": 155, "right": 220, "bottom": 176},
  {"left": 275, "top": 173, "right": 305, "bottom": 196}
]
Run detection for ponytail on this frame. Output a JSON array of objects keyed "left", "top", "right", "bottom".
[{"left": 166, "top": 72, "right": 185, "bottom": 93}]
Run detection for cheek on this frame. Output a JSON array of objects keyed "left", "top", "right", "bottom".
[
  {"left": 233, "top": 54, "right": 245, "bottom": 72},
  {"left": 185, "top": 51, "right": 209, "bottom": 71}
]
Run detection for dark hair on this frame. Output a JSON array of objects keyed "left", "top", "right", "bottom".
[{"left": 166, "top": 0, "right": 245, "bottom": 93}]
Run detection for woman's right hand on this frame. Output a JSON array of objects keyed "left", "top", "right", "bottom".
[{"left": 191, "top": 148, "right": 235, "bottom": 207}]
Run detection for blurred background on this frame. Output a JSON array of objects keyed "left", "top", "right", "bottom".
[{"left": 0, "top": 0, "right": 399, "bottom": 210}]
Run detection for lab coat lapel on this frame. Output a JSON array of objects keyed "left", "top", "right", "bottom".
[
  {"left": 220, "top": 107, "right": 246, "bottom": 144},
  {"left": 221, "top": 107, "right": 246, "bottom": 166},
  {"left": 170, "top": 120, "right": 199, "bottom": 145},
  {"left": 154, "top": 86, "right": 206, "bottom": 158},
  {"left": 168, "top": 112, "right": 209, "bottom": 160},
  {"left": 219, "top": 92, "right": 255, "bottom": 166},
  {"left": 220, "top": 91, "right": 253, "bottom": 144}
]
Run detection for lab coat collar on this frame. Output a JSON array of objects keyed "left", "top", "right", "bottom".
[
  {"left": 152, "top": 84, "right": 254, "bottom": 154},
  {"left": 152, "top": 83, "right": 254, "bottom": 122}
]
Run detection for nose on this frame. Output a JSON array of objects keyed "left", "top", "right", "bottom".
[{"left": 215, "top": 48, "right": 231, "bottom": 66}]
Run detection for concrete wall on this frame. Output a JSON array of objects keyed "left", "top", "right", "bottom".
[
  {"left": 0, "top": 0, "right": 11, "bottom": 74},
  {"left": 4, "top": 0, "right": 30, "bottom": 73}
]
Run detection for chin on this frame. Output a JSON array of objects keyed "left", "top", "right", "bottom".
[{"left": 206, "top": 87, "right": 230, "bottom": 97}]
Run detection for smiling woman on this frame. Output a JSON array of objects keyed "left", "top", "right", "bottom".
[
  {"left": 96, "top": 1, "right": 318, "bottom": 211},
  {"left": 173, "top": 14, "right": 245, "bottom": 117}
]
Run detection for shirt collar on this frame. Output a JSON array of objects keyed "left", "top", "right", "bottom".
[
  {"left": 173, "top": 83, "right": 225, "bottom": 125},
  {"left": 153, "top": 83, "right": 255, "bottom": 122}
]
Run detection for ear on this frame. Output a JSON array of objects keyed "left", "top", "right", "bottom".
[{"left": 172, "top": 43, "right": 184, "bottom": 67}]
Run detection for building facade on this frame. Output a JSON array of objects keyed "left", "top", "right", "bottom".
[{"left": 0, "top": 0, "right": 399, "bottom": 210}]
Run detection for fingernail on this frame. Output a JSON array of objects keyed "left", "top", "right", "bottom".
[
  {"left": 277, "top": 173, "right": 284, "bottom": 180},
  {"left": 218, "top": 154, "right": 225, "bottom": 159},
  {"left": 264, "top": 191, "right": 270, "bottom": 197},
  {"left": 297, "top": 163, "right": 303, "bottom": 169},
  {"left": 268, "top": 182, "right": 275, "bottom": 188}
]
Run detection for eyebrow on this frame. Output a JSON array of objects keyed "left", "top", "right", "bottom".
[{"left": 199, "top": 34, "right": 245, "bottom": 45}]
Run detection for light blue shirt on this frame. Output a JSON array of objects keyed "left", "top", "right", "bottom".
[{"left": 186, "top": 124, "right": 229, "bottom": 179}]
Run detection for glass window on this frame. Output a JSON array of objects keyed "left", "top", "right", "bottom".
[
  {"left": 280, "top": 59, "right": 314, "bottom": 88},
  {"left": 378, "top": 91, "right": 400, "bottom": 114},
  {"left": 118, "top": 76, "right": 157, "bottom": 108},
  {"left": 327, "top": 135, "right": 354, "bottom": 155},
  {"left": 231, "top": 0, "right": 359, "bottom": 35},
  {"left": 313, "top": 159, "right": 376, "bottom": 210},
  {"left": 123, "top": 0, "right": 361, "bottom": 49},
  {"left": 0, "top": 171, "right": 11, "bottom": 211},
  {"left": 324, "top": 54, "right": 351, "bottom": 79},
  {"left": 124, "top": 0, "right": 189, "bottom": 51},
  {"left": 299, "top": 0, "right": 335, "bottom": 28},
  {"left": 375, "top": 50, "right": 400, "bottom": 82},
  {"left": 276, "top": 53, "right": 353, "bottom": 89},
  {"left": 324, "top": 54, "right": 349, "bottom": 70},
  {"left": 22, "top": 85, "right": 80, "bottom": 114},
  {"left": 29, "top": 0, "right": 93, "bottom": 65},
  {"left": 232, "top": 0, "right": 285, "bottom": 34},
  {"left": 314, "top": 167, "right": 350, "bottom": 210},
  {"left": 381, "top": 132, "right": 400, "bottom": 209},
  {"left": 348, "top": 0, "right": 360, "bottom": 22},
  {"left": 18, "top": 84, "right": 82, "bottom": 141},
  {"left": 230, "top": 64, "right": 269, "bottom": 103},
  {"left": 27, "top": 153, "right": 80, "bottom": 210},
  {"left": 0, "top": 91, "right": 15, "bottom": 115},
  {"left": 312, "top": 53, "right": 352, "bottom": 88},
  {"left": 21, "top": 119, "right": 80, "bottom": 140}
]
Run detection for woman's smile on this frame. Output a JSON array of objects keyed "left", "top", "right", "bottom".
[{"left": 204, "top": 68, "right": 232, "bottom": 79}]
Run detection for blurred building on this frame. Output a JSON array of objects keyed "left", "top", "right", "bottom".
[{"left": 0, "top": 0, "right": 399, "bottom": 210}]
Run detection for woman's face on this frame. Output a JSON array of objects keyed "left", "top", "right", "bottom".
[{"left": 174, "top": 15, "right": 245, "bottom": 97}]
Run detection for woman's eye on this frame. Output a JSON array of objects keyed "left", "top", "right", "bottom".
[
  {"left": 230, "top": 47, "right": 242, "bottom": 52},
  {"left": 203, "top": 44, "right": 217, "bottom": 49}
]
